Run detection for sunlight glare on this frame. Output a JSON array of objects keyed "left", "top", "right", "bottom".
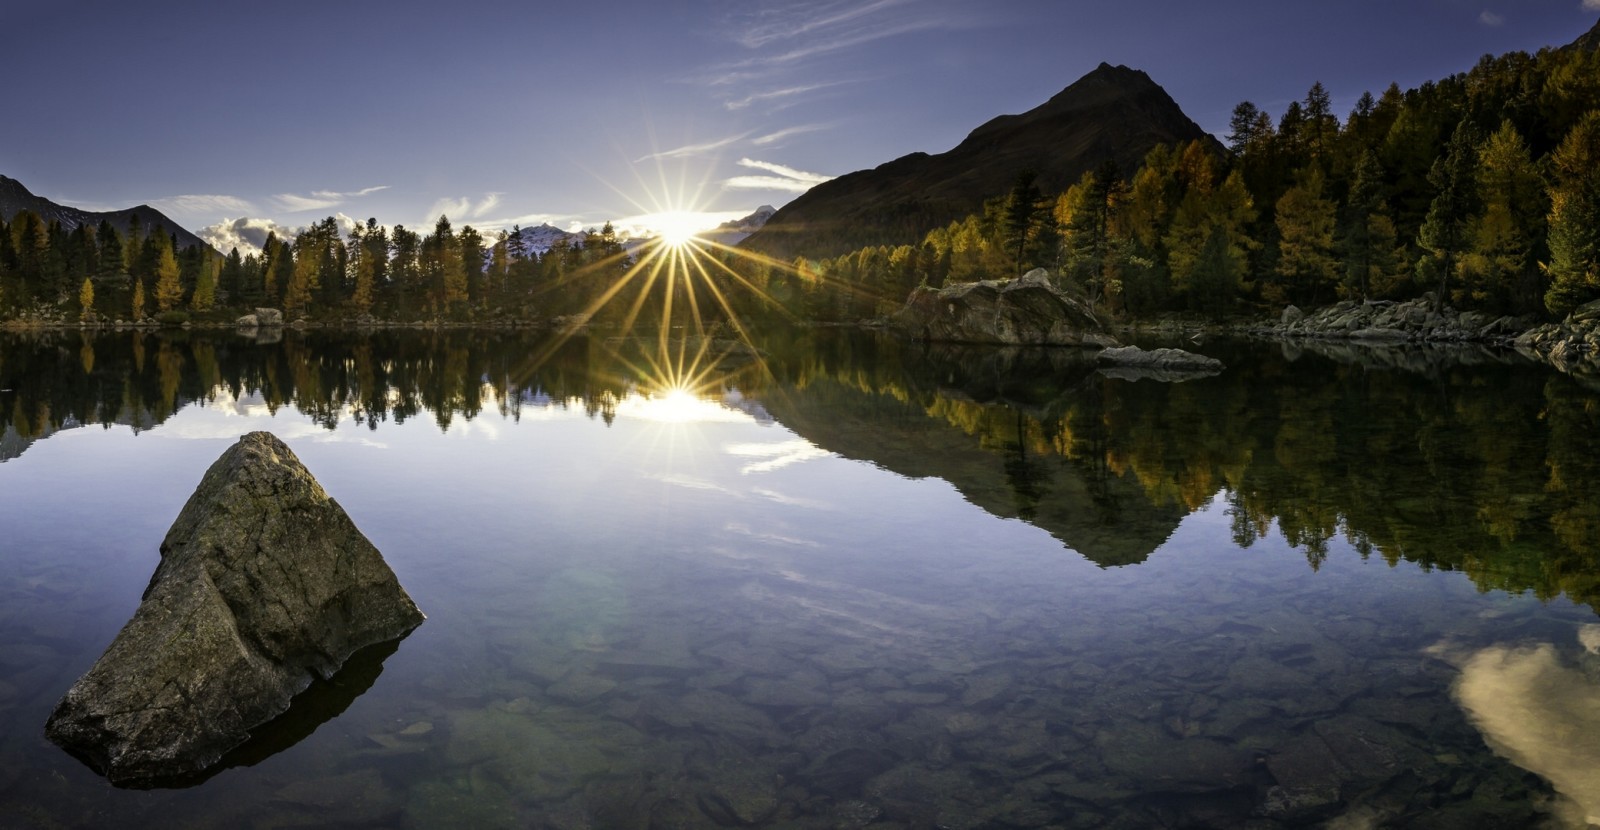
[
  {"left": 618, "top": 386, "right": 748, "bottom": 424},
  {"left": 653, "top": 211, "right": 709, "bottom": 247}
]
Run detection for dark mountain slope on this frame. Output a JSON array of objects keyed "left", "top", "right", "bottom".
[
  {"left": 0, "top": 175, "right": 213, "bottom": 252},
  {"left": 739, "top": 63, "right": 1221, "bottom": 262}
]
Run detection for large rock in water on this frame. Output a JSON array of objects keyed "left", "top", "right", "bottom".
[
  {"left": 889, "top": 269, "right": 1117, "bottom": 347},
  {"left": 45, "top": 432, "right": 424, "bottom": 785}
]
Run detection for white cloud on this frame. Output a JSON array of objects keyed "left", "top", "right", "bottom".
[
  {"left": 1586, "top": 0, "right": 1600, "bottom": 11},
  {"left": 726, "top": 82, "right": 847, "bottom": 110},
  {"left": 197, "top": 217, "right": 298, "bottom": 256},
  {"left": 272, "top": 185, "right": 388, "bottom": 213},
  {"left": 149, "top": 194, "right": 255, "bottom": 217},
  {"left": 635, "top": 132, "right": 752, "bottom": 162},
  {"left": 422, "top": 193, "right": 503, "bottom": 225},
  {"left": 723, "top": 157, "right": 834, "bottom": 193},
  {"left": 715, "top": 0, "right": 975, "bottom": 75},
  {"left": 1479, "top": 10, "right": 1505, "bottom": 26},
  {"left": 731, "top": 0, "right": 914, "bottom": 48},
  {"left": 197, "top": 213, "right": 363, "bottom": 256},
  {"left": 725, "top": 439, "right": 831, "bottom": 474},
  {"left": 753, "top": 124, "right": 831, "bottom": 145}
]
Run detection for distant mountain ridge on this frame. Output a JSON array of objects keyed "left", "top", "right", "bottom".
[
  {"left": 738, "top": 63, "right": 1220, "bottom": 261},
  {"left": 0, "top": 174, "right": 213, "bottom": 253}
]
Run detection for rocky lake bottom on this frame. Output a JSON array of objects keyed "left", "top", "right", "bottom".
[{"left": 1, "top": 329, "right": 1598, "bottom": 828}]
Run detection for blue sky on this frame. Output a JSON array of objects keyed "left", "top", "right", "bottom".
[{"left": 2, "top": 0, "right": 1596, "bottom": 252}]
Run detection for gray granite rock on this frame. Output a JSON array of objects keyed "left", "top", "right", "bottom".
[
  {"left": 890, "top": 269, "right": 1117, "bottom": 347},
  {"left": 45, "top": 432, "right": 423, "bottom": 785}
]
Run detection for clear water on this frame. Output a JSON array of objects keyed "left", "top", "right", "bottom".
[{"left": 1, "top": 329, "right": 1598, "bottom": 828}]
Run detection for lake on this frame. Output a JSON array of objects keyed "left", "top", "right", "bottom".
[{"left": 1, "top": 328, "right": 1598, "bottom": 828}]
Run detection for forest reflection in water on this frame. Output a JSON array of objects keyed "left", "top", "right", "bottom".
[
  {"left": 3, "top": 328, "right": 1596, "bottom": 612},
  {"left": 3, "top": 327, "right": 1600, "bottom": 827}
]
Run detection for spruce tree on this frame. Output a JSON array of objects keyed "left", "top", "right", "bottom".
[
  {"left": 1417, "top": 121, "right": 1480, "bottom": 312},
  {"left": 1544, "top": 112, "right": 1600, "bottom": 316}
]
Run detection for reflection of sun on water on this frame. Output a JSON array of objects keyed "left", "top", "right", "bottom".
[{"left": 617, "top": 386, "right": 749, "bottom": 424}]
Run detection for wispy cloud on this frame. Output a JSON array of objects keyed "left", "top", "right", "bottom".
[
  {"left": 272, "top": 185, "right": 388, "bottom": 213},
  {"left": 423, "top": 193, "right": 504, "bottom": 225},
  {"left": 1586, "top": 0, "right": 1600, "bottom": 11},
  {"left": 149, "top": 194, "right": 255, "bottom": 217},
  {"left": 730, "top": 0, "right": 915, "bottom": 49},
  {"left": 725, "top": 81, "right": 850, "bottom": 110},
  {"left": 723, "top": 157, "right": 834, "bottom": 193},
  {"left": 635, "top": 132, "right": 752, "bottom": 162},
  {"left": 1479, "top": 10, "right": 1505, "bottom": 26},
  {"left": 720, "top": 0, "right": 971, "bottom": 71},
  {"left": 752, "top": 123, "right": 832, "bottom": 146}
]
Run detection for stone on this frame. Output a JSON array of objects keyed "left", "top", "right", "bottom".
[
  {"left": 44, "top": 432, "right": 424, "bottom": 785},
  {"left": 1095, "top": 346, "right": 1224, "bottom": 381},
  {"left": 889, "top": 269, "right": 1117, "bottom": 347},
  {"left": 255, "top": 307, "right": 285, "bottom": 327},
  {"left": 235, "top": 313, "right": 259, "bottom": 328},
  {"left": 1280, "top": 305, "right": 1304, "bottom": 325},
  {"left": 1568, "top": 299, "right": 1600, "bottom": 325}
]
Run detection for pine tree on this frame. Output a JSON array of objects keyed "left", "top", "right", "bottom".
[
  {"left": 191, "top": 257, "right": 216, "bottom": 312},
  {"left": 154, "top": 240, "right": 183, "bottom": 313},
  {"left": 79, "top": 277, "right": 95, "bottom": 318},
  {"left": 1273, "top": 167, "right": 1339, "bottom": 306},
  {"left": 1061, "top": 162, "right": 1126, "bottom": 308},
  {"left": 1544, "top": 111, "right": 1600, "bottom": 316},
  {"left": 1228, "top": 102, "right": 1260, "bottom": 154},
  {"left": 1461, "top": 121, "right": 1544, "bottom": 312},
  {"left": 132, "top": 279, "right": 146, "bottom": 320},
  {"left": 1341, "top": 152, "right": 1399, "bottom": 300},
  {"left": 1002, "top": 170, "right": 1045, "bottom": 277},
  {"left": 1417, "top": 121, "right": 1480, "bottom": 312}
]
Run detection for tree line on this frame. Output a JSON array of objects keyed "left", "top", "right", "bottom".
[
  {"left": 747, "top": 41, "right": 1600, "bottom": 322},
  {"left": 0, "top": 210, "right": 642, "bottom": 323}
]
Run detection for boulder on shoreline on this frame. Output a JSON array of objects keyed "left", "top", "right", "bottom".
[
  {"left": 1515, "top": 299, "right": 1600, "bottom": 376},
  {"left": 890, "top": 269, "right": 1117, "bottom": 347},
  {"left": 45, "top": 432, "right": 424, "bottom": 786}
]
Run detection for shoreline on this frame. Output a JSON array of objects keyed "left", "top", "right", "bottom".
[{"left": 4, "top": 298, "right": 1598, "bottom": 380}]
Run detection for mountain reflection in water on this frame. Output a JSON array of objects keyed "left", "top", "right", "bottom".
[{"left": 2, "top": 327, "right": 1599, "bottom": 828}]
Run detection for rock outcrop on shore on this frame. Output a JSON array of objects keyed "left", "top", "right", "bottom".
[
  {"left": 1248, "top": 297, "right": 1531, "bottom": 345},
  {"left": 45, "top": 432, "right": 424, "bottom": 786},
  {"left": 889, "top": 269, "right": 1118, "bottom": 347},
  {"left": 1514, "top": 300, "right": 1600, "bottom": 375},
  {"left": 1244, "top": 296, "right": 1600, "bottom": 377}
]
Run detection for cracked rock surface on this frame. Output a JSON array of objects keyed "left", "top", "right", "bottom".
[{"left": 45, "top": 431, "right": 424, "bottom": 785}]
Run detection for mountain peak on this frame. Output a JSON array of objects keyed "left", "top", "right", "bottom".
[
  {"left": 739, "top": 64, "right": 1214, "bottom": 261},
  {"left": 0, "top": 174, "right": 213, "bottom": 252}
]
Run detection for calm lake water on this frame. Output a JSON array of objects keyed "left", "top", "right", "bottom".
[{"left": 1, "top": 328, "right": 1598, "bottom": 829}]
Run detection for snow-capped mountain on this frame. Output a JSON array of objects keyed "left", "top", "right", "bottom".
[
  {"left": 700, "top": 205, "right": 776, "bottom": 247},
  {"left": 507, "top": 222, "right": 584, "bottom": 254}
]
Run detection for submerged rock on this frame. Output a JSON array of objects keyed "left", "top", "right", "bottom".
[
  {"left": 890, "top": 269, "right": 1117, "bottom": 347},
  {"left": 45, "top": 432, "right": 424, "bottom": 785}
]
